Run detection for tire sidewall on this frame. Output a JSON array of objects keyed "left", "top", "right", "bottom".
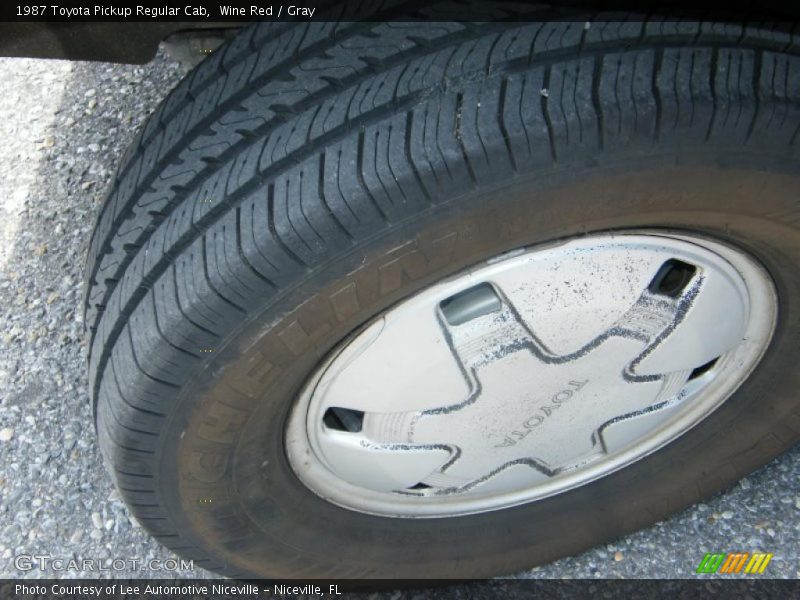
[{"left": 159, "top": 154, "right": 800, "bottom": 578}]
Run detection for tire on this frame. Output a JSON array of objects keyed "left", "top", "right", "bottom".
[{"left": 85, "top": 16, "right": 800, "bottom": 579}]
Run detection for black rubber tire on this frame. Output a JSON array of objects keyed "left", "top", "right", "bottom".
[{"left": 85, "top": 16, "right": 800, "bottom": 579}]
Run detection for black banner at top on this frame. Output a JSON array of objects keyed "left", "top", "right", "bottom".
[{"left": 2, "top": 0, "right": 800, "bottom": 23}]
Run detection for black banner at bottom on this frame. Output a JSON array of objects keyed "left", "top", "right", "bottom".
[{"left": 2, "top": 579, "right": 800, "bottom": 599}]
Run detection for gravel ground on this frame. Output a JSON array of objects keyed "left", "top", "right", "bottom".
[{"left": 0, "top": 50, "right": 798, "bottom": 584}]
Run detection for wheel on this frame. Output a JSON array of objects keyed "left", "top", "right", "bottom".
[{"left": 85, "top": 17, "right": 800, "bottom": 579}]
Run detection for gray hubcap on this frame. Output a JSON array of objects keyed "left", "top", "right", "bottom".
[{"left": 286, "top": 232, "right": 776, "bottom": 517}]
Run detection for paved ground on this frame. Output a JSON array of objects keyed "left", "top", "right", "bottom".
[{"left": 0, "top": 51, "right": 798, "bottom": 583}]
